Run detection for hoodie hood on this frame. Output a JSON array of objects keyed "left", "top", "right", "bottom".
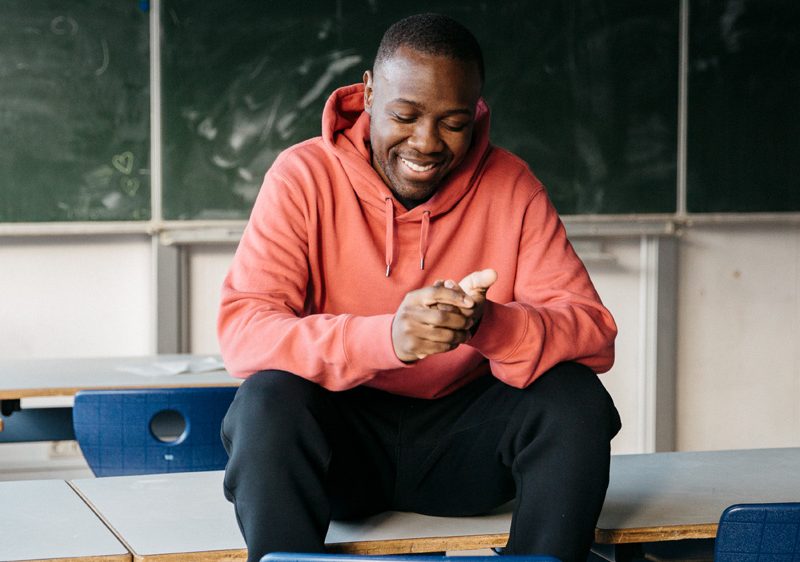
[{"left": 321, "top": 83, "right": 492, "bottom": 221}]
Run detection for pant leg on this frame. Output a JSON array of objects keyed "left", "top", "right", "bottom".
[
  {"left": 220, "top": 370, "right": 396, "bottom": 562},
  {"left": 394, "top": 363, "right": 621, "bottom": 562},
  {"left": 502, "top": 363, "right": 621, "bottom": 561}
]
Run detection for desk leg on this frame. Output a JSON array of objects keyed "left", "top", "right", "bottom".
[{"left": 1, "top": 399, "right": 21, "bottom": 417}]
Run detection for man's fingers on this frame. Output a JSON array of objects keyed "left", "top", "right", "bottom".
[
  {"left": 402, "top": 321, "right": 471, "bottom": 346},
  {"left": 393, "top": 324, "right": 468, "bottom": 360},
  {"left": 418, "top": 285, "right": 474, "bottom": 308},
  {"left": 459, "top": 268, "right": 498, "bottom": 295},
  {"left": 412, "top": 307, "right": 473, "bottom": 330},
  {"left": 394, "top": 283, "right": 477, "bottom": 362}
]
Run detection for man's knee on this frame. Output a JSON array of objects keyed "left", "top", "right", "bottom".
[
  {"left": 518, "top": 362, "right": 621, "bottom": 441},
  {"left": 223, "top": 370, "right": 328, "bottom": 442},
  {"left": 239, "top": 369, "right": 322, "bottom": 403}
]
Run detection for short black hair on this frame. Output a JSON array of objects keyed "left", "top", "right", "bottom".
[{"left": 374, "top": 13, "right": 485, "bottom": 84}]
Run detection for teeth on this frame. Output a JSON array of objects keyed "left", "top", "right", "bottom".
[{"left": 401, "top": 157, "right": 435, "bottom": 173}]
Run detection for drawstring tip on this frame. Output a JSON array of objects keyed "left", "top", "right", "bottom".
[
  {"left": 420, "top": 258, "right": 425, "bottom": 270},
  {"left": 385, "top": 264, "right": 391, "bottom": 277}
]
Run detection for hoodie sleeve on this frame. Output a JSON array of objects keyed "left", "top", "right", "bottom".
[
  {"left": 465, "top": 189, "right": 617, "bottom": 388},
  {"left": 217, "top": 166, "right": 406, "bottom": 389}
]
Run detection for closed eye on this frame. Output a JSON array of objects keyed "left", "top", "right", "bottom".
[
  {"left": 391, "top": 113, "right": 416, "bottom": 123},
  {"left": 442, "top": 121, "right": 469, "bottom": 132}
]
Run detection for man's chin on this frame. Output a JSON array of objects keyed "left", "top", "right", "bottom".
[
  {"left": 395, "top": 185, "right": 438, "bottom": 203},
  {"left": 385, "top": 183, "right": 437, "bottom": 209}
]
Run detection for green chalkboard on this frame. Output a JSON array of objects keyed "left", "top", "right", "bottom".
[
  {"left": 687, "top": 0, "right": 800, "bottom": 212},
  {"left": 162, "top": 0, "right": 679, "bottom": 219},
  {"left": 0, "top": 0, "right": 150, "bottom": 222},
  {"left": 5, "top": 2, "right": 799, "bottom": 222}
]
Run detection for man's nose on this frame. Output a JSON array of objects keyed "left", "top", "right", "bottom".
[{"left": 407, "top": 120, "right": 443, "bottom": 154}]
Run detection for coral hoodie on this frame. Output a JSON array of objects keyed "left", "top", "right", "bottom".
[{"left": 218, "top": 83, "right": 616, "bottom": 399}]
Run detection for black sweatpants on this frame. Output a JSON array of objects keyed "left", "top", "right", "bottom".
[{"left": 220, "top": 362, "right": 621, "bottom": 562}]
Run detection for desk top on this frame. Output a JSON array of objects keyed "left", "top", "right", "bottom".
[
  {"left": 70, "top": 447, "right": 800, "bottom": 559},
  {"left": 0, "top": 479, "right": 130, "bottom": 561},
  {"left": 0, "top": 355, "right": 239, "bottom": 400},
  {"left": 70, "top": 471, "right": 512, "bottom": 560},
  {"left": 596, "top": 447, "right": 800, "bottom": 543},
  {"left": 72, "top": 471, "right": 245, "bottom": 560}
]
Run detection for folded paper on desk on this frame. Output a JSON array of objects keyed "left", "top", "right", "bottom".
[{"left": 116, "top": 356, "right": 226, "bottom": 377}]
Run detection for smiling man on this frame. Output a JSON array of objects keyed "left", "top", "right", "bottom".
[{"left": 218, "top": 13, "right": 620, "bottom": 562}]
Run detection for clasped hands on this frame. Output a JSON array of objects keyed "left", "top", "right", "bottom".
[{"left": 391, "top": 269, "right": 498, "bottom": 362}]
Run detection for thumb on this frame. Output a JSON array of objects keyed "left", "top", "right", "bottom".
[{"left": 459, "top": 268, "right": 498, "bottom": 295}]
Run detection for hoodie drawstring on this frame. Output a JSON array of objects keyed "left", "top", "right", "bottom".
[
  {"left": 419, "top": 210, "right": 430, "bottom": 270},
  {"left": 384, "top": 197, "right": 394, "bottom": 277},
  {"left": 384, "top": 199, "right": 431, "bottom": 276}
]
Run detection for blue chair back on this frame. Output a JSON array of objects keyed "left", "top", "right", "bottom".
[
  {"left": 261, "top": 554, "right": 560, "bottom": 562},
  {"left": 715, "top": 502, "right": 800, "bottom": 561},
  {"left": 73, "top": 386, "right": 237, "bottom": 476}
]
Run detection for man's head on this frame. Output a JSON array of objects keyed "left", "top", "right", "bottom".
[{"left": 363, "top": 14, "right": 484, "bottom": 209}]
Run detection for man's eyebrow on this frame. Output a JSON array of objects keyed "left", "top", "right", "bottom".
[{"left": 389, "top": 98, "right": 474, "bottom": 116}]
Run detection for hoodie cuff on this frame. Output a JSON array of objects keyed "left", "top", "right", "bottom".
[
  {"left": 343, "top": 314, "right": 408, "bottom": 371},
  {"left": 466, "top": 300, "right": 531, "bottom": 360}
]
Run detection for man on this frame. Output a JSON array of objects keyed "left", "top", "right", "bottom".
[{"left": 219, "top": 13, "right": 621, "bottom": 562}]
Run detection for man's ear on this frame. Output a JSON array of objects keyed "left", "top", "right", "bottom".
[{"left": 363, "top": 70, "right": 373, "bottom": 114}]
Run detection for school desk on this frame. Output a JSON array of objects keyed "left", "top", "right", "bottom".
[
  {"left": 67, "top": 447, "right": 800, "bottom": 561},
  {"left": 0, "top": 479, "right": 130, "bottom": 562},
  {"left": 596, "top": 447, "right": 800, "bottom": 545},
  {"left": 0, "top": 355, "right": 238, "bottom": 442}
]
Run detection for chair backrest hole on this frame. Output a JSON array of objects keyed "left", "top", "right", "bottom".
[{"left": 150, "top": 409, "right": 186, "bottom": 443}]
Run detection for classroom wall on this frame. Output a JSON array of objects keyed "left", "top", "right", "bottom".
[
  {"left": 676, "top": 224, "right": 800, "bottom": 451},
  {"left": 2, "top": 226, "right": 799, "bottom": 459},
  {"left": 0, "top": 235, "right": 153, "bottom": 359}
]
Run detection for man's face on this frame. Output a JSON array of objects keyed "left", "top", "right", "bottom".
[{"left": 364, "top": 46, "right": 482, "bottom": 208}]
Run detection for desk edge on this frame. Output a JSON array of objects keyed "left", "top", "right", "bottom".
[
  {"left": 594, "top": 523, "right": 718, "bottom": 544},
  {"left": 1, "top": 382, "right": 240, "bottom": 400}
]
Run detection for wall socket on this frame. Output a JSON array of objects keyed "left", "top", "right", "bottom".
[{"left": 48, "top": 441, "right": 83, "bottom": 459}]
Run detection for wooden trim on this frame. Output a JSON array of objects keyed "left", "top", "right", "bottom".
[
  {"left": 328, "top": 534, "right": 510, "bottom": 555},
  {"left": 594, "top": 523, "right": 718, "bottom": 544},
  {"left": 0, "top": 381, "right": 240, "bottom": 400},
  {"left": 28, "top": 554, "right": 132, "bottom": 562},
  {"left": 131, "top": 550, "right": 246, "bottom": 562},
  {"left": 123, "top": 534, "right": 509, "bottom": 560}
]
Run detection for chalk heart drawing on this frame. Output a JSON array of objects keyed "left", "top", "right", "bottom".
[
  {"left": 112, "top": 151, "right": 134, "bottom": 175},
  {"left": 120, "top": 177, "right": 140, "bottom": 196}
]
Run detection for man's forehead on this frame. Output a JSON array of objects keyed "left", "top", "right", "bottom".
[
  {"left": 374, "top": 46, "right": 481, "bottom": 83},
  {"left": 372, "top": 47, "right": 482, "bottom": 104}
]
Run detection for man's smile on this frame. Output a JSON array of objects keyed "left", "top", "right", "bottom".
[{"left": 399, "top": 157, "right": 437, "bottom": 173}]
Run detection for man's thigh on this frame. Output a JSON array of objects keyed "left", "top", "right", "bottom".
[
  {"left": 325, "top": 386, "right": 406, "bottom": 520},
  {"left": 390, "top": 374, "right": 519, "bottom": 516},
  {"left": 326, "top": 378, "right": 515, "bottom": 519},
  {"left": 389, "top": 363, "right": 619, "bottom": 517}
]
